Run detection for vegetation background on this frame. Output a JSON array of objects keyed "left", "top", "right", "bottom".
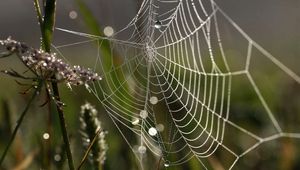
[{"left": 0, "top": 0, "right": 299, "bottom": 170}]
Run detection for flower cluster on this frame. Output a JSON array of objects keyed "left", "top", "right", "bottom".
[
  {"left": 80, "top": 102, "right": 108, "bottom": 166},
  {"left": 0, "top": 37, "right": 101, "bottom": 86}
]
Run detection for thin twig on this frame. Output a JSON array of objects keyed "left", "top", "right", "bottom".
[
  {"left": 0, "top": 82, "right": 42, "bottom": 166},
  {"left": 77, "top": 129, "right": 102, "bottom": 170}
]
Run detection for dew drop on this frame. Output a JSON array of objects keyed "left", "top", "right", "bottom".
[
  {"left": 103, "top": 26, "right": 114, "bottom": 37},
  {"left": 148, "top": 127, "right": 158, "bottom": 136},
  {"left": 154, "top": 20, "right": 162, "bottom": 29},
  {"left": 69, "top": 10, "right": 78, "bottom": 19},
  {"left": 138, "top": 145, "right": 147, "bottom": 154},
  {"left": 140, "top": 110, "right": 148, "bottom": 119},
  {"left": 43, "top": 133, "right": 50, "bottom": 140},
  {"left": 164, "top": 161, "right": 170, "bottom": 167},
  {"left": 150, "top": 96, "right": 158, "bottom": 105},
  {"left": 131, "top": 118, "right": 140, "bottom": 125}
]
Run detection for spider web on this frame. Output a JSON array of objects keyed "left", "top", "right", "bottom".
[{"left": 53, "top": 0, "right": 300, "bottom": 169}]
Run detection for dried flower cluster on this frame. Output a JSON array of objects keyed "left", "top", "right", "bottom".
[
  {"left": 0, "top": 37, "right": 101, "bottom": 86},
  {"left": 80, "top": 102, "right": 108, "bottom": 167}
]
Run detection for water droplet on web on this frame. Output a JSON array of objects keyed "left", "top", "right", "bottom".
[
  {"left": 164, "top": 161, "right": 170, "bottom": 167},
  {"left": 140, "top": 110, "right": 148, "bottom": 119},
  {"left": 150, "top": 96, "right": 158, "bottom": 105},
  {"left": 148, "top": 127, "right": 158, "bottom": 136},
  {"left": 138, "top": 145, "right": 147, "bottom": 154},
  {"left": 131, "top": 118, "right": 140, "bottom": 125},
  {"left": 104, "top": 26, "right": 114, "bottom": 37},
  {"left": 69, "top": 10, "right": 78, "bottom": 19},
  {"left": 154, "top": 20, "right": 162, "bottom": 29},
  {"left": 43, "top": 133, "right": 50, "bottom": 140},
  {"left": 86, "top": 139, "right": 90, "bottom": 143}
]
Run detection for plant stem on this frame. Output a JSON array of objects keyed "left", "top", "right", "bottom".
[
  {"left": 34, "top": 0, "right": 75, "bottom": 169},
  {"left": 77, "top": 129, "right": 102, "bottom": 170},
  {"left": 51, "top": 82, "right": 75, "bottom": 170},
  {"left": 0, "top": 82, "right": 42, "bottom": 166},
  {"left": 42, "top": 0, "right": 56, "bottom": 52}
]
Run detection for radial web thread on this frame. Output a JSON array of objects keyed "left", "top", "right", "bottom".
[{"left": 53, "top": 0, "right": 300, "bottom": 169}]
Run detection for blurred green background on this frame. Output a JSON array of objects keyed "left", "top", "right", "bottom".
[{"left": 0, "top": 0, "right": 300, "bottom": 170}]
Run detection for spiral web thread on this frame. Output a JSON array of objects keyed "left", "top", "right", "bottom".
[{"left": 53, "top": 0, "right": 300, "bottom": 169}]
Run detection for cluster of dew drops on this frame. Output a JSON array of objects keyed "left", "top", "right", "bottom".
[{"left": 131, "top": 96, "right": 171, "bottom": 167}]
